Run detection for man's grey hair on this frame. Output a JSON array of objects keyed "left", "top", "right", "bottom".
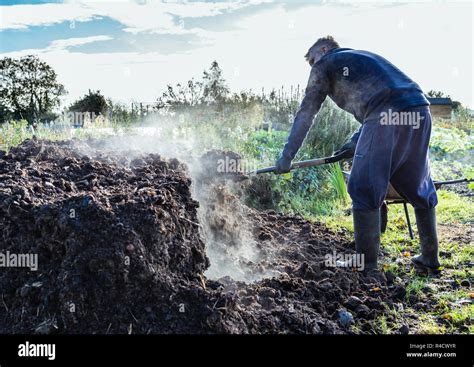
[{"left": 305, "top": 36, "right": 340, "bottom": 59}]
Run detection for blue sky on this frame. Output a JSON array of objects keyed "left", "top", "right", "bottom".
[{"left": 0, "top": 0, "right": 472, "bottom": 107}]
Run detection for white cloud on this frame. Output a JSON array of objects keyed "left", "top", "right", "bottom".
[
  {"left": 0, "top": 3, "right": 97, "bottom": 30},
  {"left": 1, "top": 35, "right": 114, "bottom": 56},
  {"left": 49, "top": 35, "right": 113, "bottom": 50},
  {"left": 0, "top": 0, "right": 271, "bottom": 34},
  {"left": 1, "top": 1, "right": 472, "bottom": 108}
]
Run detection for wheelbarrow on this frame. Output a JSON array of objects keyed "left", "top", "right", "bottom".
[{"left": 342, "top": 173, "right": 472, "bottom": 239}]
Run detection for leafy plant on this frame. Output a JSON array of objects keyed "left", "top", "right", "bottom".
[{"left": 328, "top": 163, "right": 348, "bottom": 204}]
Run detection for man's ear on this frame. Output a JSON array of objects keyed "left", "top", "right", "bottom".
[{"left": 321, "top": 46, "right": 328, "bottom": 54}]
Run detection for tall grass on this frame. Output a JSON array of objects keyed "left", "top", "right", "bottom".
[
  {"left": 0, "top": 120, "right": 72, "bottom": 152},
  {"left": 328, "top": 163, "right": 349, "bottom": 204},
  {"left": 0, "top": 117, "right": 135, "bottom": 153}
]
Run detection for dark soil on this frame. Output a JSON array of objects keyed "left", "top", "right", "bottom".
[
  {"left": 0, "top": 139, "right": 403, "bottom": 334},
  {"left": 444, "top": 182, "right": 473, "bottom": 201}
]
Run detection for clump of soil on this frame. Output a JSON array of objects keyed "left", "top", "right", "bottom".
[
  {"left": 198, "top": 150, "right": 249, "bottom": 183},
  {"left": 0, "top": 139, "right": 399, "bottom": 334}
]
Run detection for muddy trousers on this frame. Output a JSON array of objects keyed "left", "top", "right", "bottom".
[{"left": 347, "top": 106, "right": 438, "bottom": 211}]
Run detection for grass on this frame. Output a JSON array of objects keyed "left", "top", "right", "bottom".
[
  {"left": 442, "top": 242, "right": 473, "bottom": 269},
  {"left": 328, "top": 163, "right": 349, "bottom": 204},
  {"left": 378, "top": 315, "right": 389, "bottom": 334},
  {"left": 405, "top": 277, "right": 428, "bottom": 300},
  {"left": 417, "top": 314, "right": 447, "bottom": 334},
  {"left": 0, "top": 118, "right": 134, "bottom": 153},
  {"left": 436, "top": 190, "right": 474, "bottom": 225}
]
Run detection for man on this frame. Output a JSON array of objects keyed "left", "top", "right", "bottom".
[{"left": 276, "top": 36, "right": 440, "bottom": 273}]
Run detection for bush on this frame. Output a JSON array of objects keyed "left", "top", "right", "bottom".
[{"left": 429, "top": 126, "right": 473, "bottom": 181}]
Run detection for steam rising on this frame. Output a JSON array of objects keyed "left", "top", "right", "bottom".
[{"left": 69, "top": 114, "right": 270, "bottom": 282}]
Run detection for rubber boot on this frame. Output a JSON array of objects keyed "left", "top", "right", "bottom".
[
  {"left": 337, "top": 208, "right": 381, "bottom": 271},
  {"left": 412, "top": 207, "right": 441, "bottom": 274},
  {"left": 354, "top": 208, "right": 381, "bottom": 271}
]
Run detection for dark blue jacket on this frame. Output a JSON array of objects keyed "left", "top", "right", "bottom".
[{"left": 282, "top": 48, "right": 429, "bottom": 159}]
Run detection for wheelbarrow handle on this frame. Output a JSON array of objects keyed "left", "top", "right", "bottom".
[
  {"left": 433, "top": 178, "right": 473, "bottom": 187},
  {"left": 250, "top": 150, "right": 348, "bottom": 175}
]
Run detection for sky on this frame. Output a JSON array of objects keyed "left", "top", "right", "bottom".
[{"left": 0, "top": 0, "right": 473, "bottom": 108}]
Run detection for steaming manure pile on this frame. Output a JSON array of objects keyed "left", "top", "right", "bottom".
[{"left": 0, "top": 139, "right": 399, "bottom": 334}]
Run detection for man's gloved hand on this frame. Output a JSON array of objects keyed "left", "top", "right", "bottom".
[
  {"left": 333, "top": 140, "right": 357, "bottom": 159},
  {"left": 275, "top": 154, "right": 292, "bottom": 174}
]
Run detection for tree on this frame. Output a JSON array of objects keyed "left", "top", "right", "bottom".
[
  {"left": 426, "top": 90, "right": 448, "bottom": 98},
  {"left": 202, "top": 61, "right": 229, "bottom": 104},
  {"left": 69, "top": 90, "right": 108, "bottom": 120},
  {"left": 0, "top": 55, "right": 66, "bottom": 123},
  {"left": 157, "top": 61, "right": 230, "bottom": 110},
  {"left": 158, "top": 78, "right": 204, "bottom": 109}
]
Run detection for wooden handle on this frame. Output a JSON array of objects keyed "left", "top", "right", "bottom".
[{"left": 250, "top": 151, "right": 347, "bottom": 175}]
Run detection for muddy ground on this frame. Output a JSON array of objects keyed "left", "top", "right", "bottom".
[{"left": 0, "top": 138, "right": 447, "bottom": 334}]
